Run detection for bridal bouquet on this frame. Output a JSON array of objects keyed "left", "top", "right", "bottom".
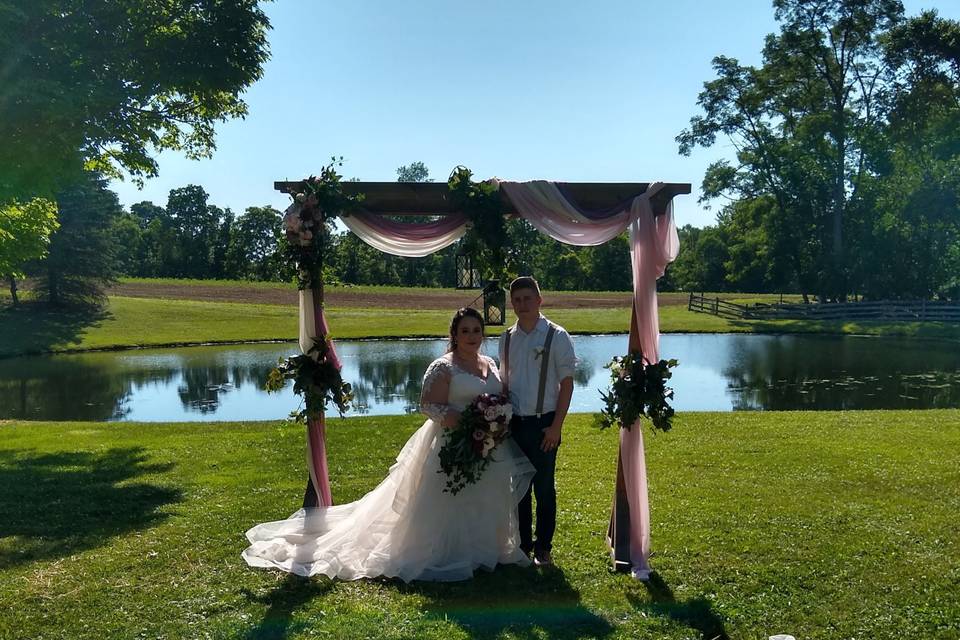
[{"left": 437, "top": 393, "right": 513, "bottom": 495}]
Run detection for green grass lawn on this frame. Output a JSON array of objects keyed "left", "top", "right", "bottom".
[
  {"left": 1, "top": 411, "right": 958, "bottom": 639},
  {"left": 3, "top": 291, "right": 959, "bottom": 358}
]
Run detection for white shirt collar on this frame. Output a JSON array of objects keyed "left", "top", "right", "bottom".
[{"left": 513, "top": 315, "right": 547, "bottom": 336}]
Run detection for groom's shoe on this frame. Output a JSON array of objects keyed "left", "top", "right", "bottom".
[{"left": 533, "top": 550, "right": 553, "bottom": 567}]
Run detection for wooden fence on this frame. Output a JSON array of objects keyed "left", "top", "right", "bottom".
[{"left": 687, "top": 293, "right": 960, "bottom": 323}]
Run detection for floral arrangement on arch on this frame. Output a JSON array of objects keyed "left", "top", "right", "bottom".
[
  {"left": 281, "top": 157, "right": 362, "bottom": 290},
  {"left": 595, "top": 351, "right": 678, "bottom": 433},
  {"left": 265, "top": 337, "right": 354, "bottom": 423},
  {"left": 447, "top": 166, "right": 509, "bottom": 282}
]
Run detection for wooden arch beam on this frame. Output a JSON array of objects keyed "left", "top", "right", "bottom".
[{"left": 274, "top": 181, "right": 691, "bottom": 218}]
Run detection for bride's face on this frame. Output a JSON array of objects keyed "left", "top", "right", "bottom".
[{"left": 455, "top": 317, "right": 484, "bottom": 353}]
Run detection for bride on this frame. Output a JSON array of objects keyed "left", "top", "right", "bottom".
[{"left": 242, "top": 307, "right": 535, "bottom": 582}]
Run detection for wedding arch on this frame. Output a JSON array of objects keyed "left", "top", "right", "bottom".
[{"left": 273, "top": 168, "right": 690, "bottom": 579}]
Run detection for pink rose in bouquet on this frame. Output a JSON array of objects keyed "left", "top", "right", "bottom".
[{"left": 437, "top": 392, "right": 514, "bottom": 495}]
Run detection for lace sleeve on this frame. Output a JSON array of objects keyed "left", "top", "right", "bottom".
[{"left": 420, "top": 358, "right": 453, "bottom": 423}]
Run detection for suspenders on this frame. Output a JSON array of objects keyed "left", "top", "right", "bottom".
[{"left": 503, "top": 321, "right": 557, "bottom": 418}]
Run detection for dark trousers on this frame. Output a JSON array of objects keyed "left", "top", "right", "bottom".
[{"left": 511, "top": 412, "right": 559, "bottom": 554}]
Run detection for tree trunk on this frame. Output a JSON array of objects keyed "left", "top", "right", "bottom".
[
  {"left": 7, "top": 275, "right": 17, "bottom": 307},
  {"left": 48, "top": 267, "right": 59, "bottom": 305},
  {"left": 833, "top": 123, "right": 847, "bottom": 302}
]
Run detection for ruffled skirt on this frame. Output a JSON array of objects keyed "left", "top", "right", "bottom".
[{"left": 242, "top": 419, "right": 535, "bottom": 582}]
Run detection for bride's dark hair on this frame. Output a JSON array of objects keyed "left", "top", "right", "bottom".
[{"left": 447, "top": 307, "right": 485, "bottom": 352}]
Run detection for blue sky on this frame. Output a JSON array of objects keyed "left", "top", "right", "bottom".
[{"left": 110, "top": 0, "right": 959, "bottom": 229}]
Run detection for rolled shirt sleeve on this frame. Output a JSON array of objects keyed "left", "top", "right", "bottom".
[{"left": 552, "top": 329, "right": 576, "bottom": 381}]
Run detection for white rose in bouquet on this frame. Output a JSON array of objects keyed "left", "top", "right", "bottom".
[{"left": 481, "top": 436, "right": 496, "bottom": 457}]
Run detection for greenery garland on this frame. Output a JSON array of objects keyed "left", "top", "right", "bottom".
[
  {"left": 447, "top": 166, "right": 508, "bottom": 281},
  {"left": 271, "top": 158, "right": 360, "bottom": 421},
  {"left": 265, "top": 337, "right": 354, "bottom": 422},
  {"left": 595, "top": 351, "right": 678, "bottom": 433},
  {"left": 282, "top": 157, "right": 362, "bottom": 290}
]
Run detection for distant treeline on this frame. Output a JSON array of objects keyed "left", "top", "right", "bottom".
[{"left": 16, "top": 170, "right": 958, "bottom": 306}]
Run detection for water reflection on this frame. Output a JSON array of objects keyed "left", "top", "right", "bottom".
[
  {"left": 719, "top": 334, "right": 960, "bottom": 410},
  {"left": 0, "top": 334, "right": 957, "bottom": 422}
]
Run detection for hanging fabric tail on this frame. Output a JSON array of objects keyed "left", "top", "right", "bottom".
[
  {"left": 299, "top": 287, "right": 336, "bottom": 508},
  {"left": 607, "top": 191, "right": 678, "bottom": 579}
]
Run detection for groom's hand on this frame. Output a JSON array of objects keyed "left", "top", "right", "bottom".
[{"left": 541, "top": 424, "right": 562, "bottom": 452}]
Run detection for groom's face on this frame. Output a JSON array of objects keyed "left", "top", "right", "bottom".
[{"left": 510, "top": 287, "right": 542, "bottom": 322}]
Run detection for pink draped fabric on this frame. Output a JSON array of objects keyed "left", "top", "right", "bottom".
[
  {"left": 306, "top": 415, "right": 333, "bottom": 507},
  {"left": 298, "top": 289, "right": 340, "bottom": 508},
  {"left": 618, "top": 198, "right": 679, "bottom": 579},
  {"left": 501, "top": 181, "right": 679, "bottom": 578},
  {"left": 500, "top": 181, "right": 633, "bottom": 245},
  {"left": 340, "top": 211, "right": 469, "bottom": 257}
]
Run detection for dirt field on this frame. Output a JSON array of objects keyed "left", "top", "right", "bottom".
[{"left": 108, "top": 281, "right": 690, "bottom": 309}]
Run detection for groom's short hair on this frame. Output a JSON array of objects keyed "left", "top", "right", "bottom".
[{"left": 510, "top": 276, "right": 541, "bottom": 297}]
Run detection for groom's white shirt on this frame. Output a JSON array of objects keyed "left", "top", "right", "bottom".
[{"left": 499, "top": 315, "right": 576, "bottom": 417}]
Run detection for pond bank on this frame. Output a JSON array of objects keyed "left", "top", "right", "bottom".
[{"left": 2, "top": 294, "right": 959, "bottom": 359}]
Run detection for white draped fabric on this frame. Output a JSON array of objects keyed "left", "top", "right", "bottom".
[
  {"left": 339, "top": 211, "right": 469, "bottom": 257},
  {"left": 499, "top": 180, "right": 638, "bottom": 245}
]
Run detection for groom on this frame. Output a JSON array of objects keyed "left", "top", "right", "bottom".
[{"left": 500, "top": 276, "right": 575, "bottom": 566}]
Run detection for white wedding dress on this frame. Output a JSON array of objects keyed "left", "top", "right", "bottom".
[{"left": 242, "top": 354, "right": 535, "bottom": 582}]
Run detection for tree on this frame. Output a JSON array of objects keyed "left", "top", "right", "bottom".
[
  {"left": 225, "top": 206, "right": 284, "bottom": 281},
  {"left": 33, "top": 173, "right": 122, "bottom": 306},
  {"left": 0, "top": 0, "right": 270, "bottom": 204},
  {"left": 130, "top": 201, "right": 167, "bottom": 231},
  {"left": 679, "top": 0, "right": 907, "bottom": 300},
  {"left": 666, "top": 225, "right": 732, "bottom": 293},
  {"left": 581, "top": 234, "right": 632, "bottom": 291},
  {"left": 858, "top": 11, "right": 960, "bottom": 299},
  {"left": 111, "top": 212, "right": 144, "bottom": 277},
  {"left": 0, "top": 198, "right": 59, "bottom": 305},
  {"left": 396, "top": 162, "right": 432, "bottom": 182},
  {"left": 165, "top": 185, "right": 225, "bottom": 278}
]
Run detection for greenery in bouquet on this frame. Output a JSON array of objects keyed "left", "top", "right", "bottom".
[
  {"left": 265, "top": 337, "right": 354, "bottom": 422},
  {"left": 282, "top": 157, "right": 363, "bottom": 290},
  {"left": 595, "top": 350, "right": 678, "bottom": 433},
  {"left": 437, "top": 393, "right": 512, "bottom": 495}
]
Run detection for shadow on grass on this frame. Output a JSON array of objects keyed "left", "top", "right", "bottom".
[
  {"left": 406, "top": 564, "right": 614, "bottom": 640},
  {"left": 626, "top": 572, "right": 729, "bottom": 640},
  {"left": 0, "top": 447, "right": 182, "bottom": 569},
  {"left": 0, "top": 301, "right": 110, "bottom": 357},
  {"left": 240, "top": 575, "right": 335, "bottom": 640}
]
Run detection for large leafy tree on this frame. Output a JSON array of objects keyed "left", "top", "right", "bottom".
[
  {"left": 225, "top": 206, "right": 284, "bottom": 281},
  {"left": 0, "top": 199, "right": 59, "bottom": 305},
  {"left": 34, "top": 173, "right": 123, "bottom": 306},
  {"left": 678, "top": 0, "right": 960, "bottom": 300},
  {"left": 165, "top": 185, "right": 227, "bottom": 279},
  {"left": 396, "top": 162, "right": 432, "bottom": 183},
  {"left": 860, "top": 11, "right": 960, "bottom": 299},
  {"left": 0, "top": 0, "right": 271, "bottom": 204}
]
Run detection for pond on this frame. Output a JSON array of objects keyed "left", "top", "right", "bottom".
[{"left": 2, "top": 333, "right": 959, "bottom": 422}]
